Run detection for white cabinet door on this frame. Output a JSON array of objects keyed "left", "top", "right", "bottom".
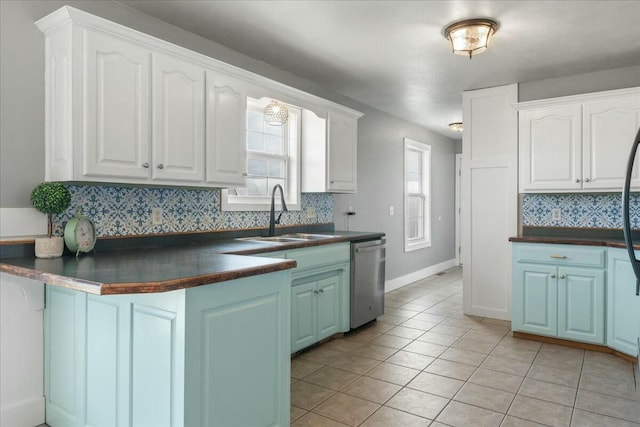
[
  {"left": 327, "top": 111, "right": 357, "bottom": 192},
  {"left": 583, "top": 95, "right": 640, "bottom": 190},
  {"left": 152, "top": 53, "right": 205, "bottom": 183},
  {"left": 519, "top": 104, "right": 582, "bottom": 191},
  {"left": 84, "top": 31, "right": 151, "bottom": 180},
  {"left": 205, "top": 71, "right": 247, "bottom": 186}
]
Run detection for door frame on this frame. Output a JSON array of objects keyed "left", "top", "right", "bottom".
[{"left": 455, "top": 154, "right": 462, "bottom": 265}]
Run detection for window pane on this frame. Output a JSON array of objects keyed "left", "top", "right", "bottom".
[
  {"left": 245, "top": 178, "right": 268, "bottom": 196},
  {"left": 247, "top": 157, "right": 268, "bottom": 177},
  {"left": 269, "top": 159, "right": 285, "bottom": 179},
  {"left": 408, "top": 196, "right": 423, "bottom": 218},
  {"left": 268, "top": 178, "right": 285, "bottom": 193},
  {"left": 247, "top": 131, "right": 264, "bottom": 151},
  {"left": 407, "top": 174, "right": 421, "bottom": 193},
  {"left": 406, "top": 150, "right": 421, "bottom": 174},
  {"left": 247, "top": 110, "right": 263, "bottom": 131},
  {"left": 264, "top": 122, "right": 283, "bottom": 137},
  {"left": 265, "top": 134, "right": 283, "bottom": 155}
]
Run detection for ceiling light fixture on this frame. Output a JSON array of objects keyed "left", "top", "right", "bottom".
[
  {"left": 443, "top": 18, "right": 499, "bottom": 59},
  {"left": 449, "top": 122, "right": 463, "bottom": 132},
  {"left": 264, "top": 100, "right": 289, "bottom": 126}
]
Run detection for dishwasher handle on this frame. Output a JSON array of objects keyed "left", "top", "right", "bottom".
[{"left": 355, "top": 244, "right": 386, "bottom": 253}]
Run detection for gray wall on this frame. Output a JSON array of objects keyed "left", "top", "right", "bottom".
[
  {"left": 333, "top": 108, "right": 457, "bottom": 280},
  {"left": 519, "top": 65, "right": 640, "bottom": 101},
  {"left": 0, "top": 1, "right": 459, "bottom": 282}
]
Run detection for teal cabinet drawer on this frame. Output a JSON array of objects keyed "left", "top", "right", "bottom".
[
  {"left": 287, "top": 243, "right": 350, "bottom": 270},
  {"left": 514, "top": 243, "right": 606, "bottom": 268}
]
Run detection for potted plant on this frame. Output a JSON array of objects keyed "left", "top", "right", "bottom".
[{"left": 31, "top": 182, "right": 71, "bottom": 258}]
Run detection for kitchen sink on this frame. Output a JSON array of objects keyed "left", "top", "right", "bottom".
[{"left": 236, "top": 233, "right": 341, "bottom": 244}]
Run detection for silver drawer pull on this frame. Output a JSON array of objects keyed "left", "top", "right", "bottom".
[
  {"left": 318, "top": 289, "right": 324, "bottom": 293},
  {"left": 559, "top": 275, "right": 566, "bottom": 279},
  {"left": 550, "top": 255, "right": 567, "bottom": 259},
  {"left": 313, "top": 290, "right": 319, "bottom": 294},
  {"left": 157, "top": 163, "right": 164, "bottom": 169},
  {"left": 550, "top": 274, "right": 556, "bottom": 279},
  {"left": 142, "top": 162, "right": 150, "bottom": 168}
]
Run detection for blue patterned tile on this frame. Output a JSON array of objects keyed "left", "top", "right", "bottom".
[
  {"left": 523, "top": 193, "right": 639, "bottom": 229},
  {"left": 52, "top": 184, "right": 334, "bottom": 237}
]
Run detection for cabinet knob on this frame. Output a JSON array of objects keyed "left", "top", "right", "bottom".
[
  {"left": 142, "top": 162, "right": 150, "bottom": 169},
  {"left": 559, "top": 275, "right": 566, "bottom": 279},
  {"left": 330, "top": 180, "right": 335, "bottom": 184},
  {"left": 318, "top": 289, "right": 324, "bottom": 293},
  {"left": 584, "top": 178, "right": 591, "bottom": 182},
  {"left": 313, "top": 290, "right": 319, "bottom": 294},
  {"left": 575, "top": 178, "right": 580, "bottom": 183},
  {"left": 550, "top": 274, "right": 556, "bottom": 279},
  {"left": 157, "top": 163, "right": 164, "bottom": 169}
]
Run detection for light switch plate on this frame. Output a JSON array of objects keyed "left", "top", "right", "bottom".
[
  {"left": 305, "top": 207, "right": 316, "bottom": 219},
  {"left": 152, "top": 207, "right": 163, "bottom": 225},
  {"left": 551, "top": 208, "right": 561, "bottom": 221}
]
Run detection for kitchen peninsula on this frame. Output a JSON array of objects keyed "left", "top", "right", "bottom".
[{"left": 0, "top": 232, "right": 381, "bottom": 427}]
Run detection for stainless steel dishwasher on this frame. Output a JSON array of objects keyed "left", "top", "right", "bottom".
[{"left": 350, "top": 237, "right": 386, "bottom": 329}]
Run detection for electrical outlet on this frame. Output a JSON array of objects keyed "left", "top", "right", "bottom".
[
  {"left": 152, "top": 207, "right": 163, "bottom": 225},
  {"left": 305, "top": 207, "right": 316, "bottom": 219},
  {"left": 389, "top": 205, "right": 394, "bottom": 216},
  {"left": 551, "top": 208, "right": 561, "bottom": 221}
]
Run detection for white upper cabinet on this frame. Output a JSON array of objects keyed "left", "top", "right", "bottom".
[
  {"left": 583, "top": 94, "right": 640, "bottom": 190},
  {"left": 151, "top": 53, "right": 205, "bottom": 183},
  {"left": 518, "top": 87, "right": 640, "bottom": 192},
  {"left": 301, "top": 109, "right": 361, "bottom": 193},
  {"left": 205, "top": 71, "right": 247, "bottom": 186},
  {"left": 37, "top": 6, "right": 362, "bottom": 191},
  {"left": 83, "top": 30, "right": 151, "bottom": 180},
  {"left": 519, "top": 104, "right": 582, "bottom": 191},
  {"left": 327, "top": 111, "right": 358, "bottom": 192}
]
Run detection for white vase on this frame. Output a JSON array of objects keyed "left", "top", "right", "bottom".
[{"left": 34, "top": 236, "right": 64, "bottom": 258}]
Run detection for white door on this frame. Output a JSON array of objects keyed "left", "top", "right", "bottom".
[
  {"left": 205, "top": 70, "right": 247, "bottom": 186},
  {"left": 152, "top": 53, "right": 205, "bottom": 183},
  {"left": 327, "top": 111, "right": 357, "bottom": 192},
  {"left": 83, "top": 30, "right": 151, "bottom": 180},
  {"left": 519, "top": 104, "right": 582, "bottom": 191},
  {"left": 583, "top": 94, "right": 640, "bottom": 190}
]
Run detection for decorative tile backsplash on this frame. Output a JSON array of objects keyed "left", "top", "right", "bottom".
[
  {"left": 52, "top": 185, "right": 333, "bottom": 237},
  {"left": 522, "top": 193, "right": 640, "bottom": 229}
]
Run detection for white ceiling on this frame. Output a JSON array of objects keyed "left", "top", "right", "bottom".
[{"left": 118, "top": 1, "right": 640, "bottom": 140}]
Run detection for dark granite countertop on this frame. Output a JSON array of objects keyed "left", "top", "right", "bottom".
[
  {"left": 0, "top": 229, "right": 384, "bottom": 295},
  {"left": 509, "top": 226, "right": 639, "bottom": 250}
]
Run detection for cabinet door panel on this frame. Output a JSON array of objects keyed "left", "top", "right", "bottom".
[
  {"left": 152, "top": 53, "right": 205, "bottom": 182},
  {"left": 291, "top": 282, "right": 317, "bottom": 352},
  {"left": 557, "top": 267, "right": 605, "bottom": 344},
  {"left": 513, "top": 264, "right": 557, "bottom": 336},
  {"left": 316, "top": 276, "right": 340, "bottom": 341},
  {"left": 327, "top": 111, "right": 357, "bottom": 192},
  {"left": 519, "top": 105, "right": 582, "bottom": 191},
  {"left": 608, "top": 249, "right": 640, "bottom": 356},
  {"left": 84, "top": 31, "right": 150, "bottom": 179},
  {"left": 583, "top": 95, "right": 640, "bottom": 190},
  {"left": 205, "top": 71, "right": 247, "bottom": 186}
]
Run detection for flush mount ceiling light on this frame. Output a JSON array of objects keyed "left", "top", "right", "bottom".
[
  {"left": 443, "top": 18, "right": 499, "bottom": 59},
  {"left": 449, "top": 122, "right": 464, "bottom": 132},
  {"left": 264, "top": 100, "right": 289, "bottom": 126}
]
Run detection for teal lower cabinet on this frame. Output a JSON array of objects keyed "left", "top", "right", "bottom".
[
  {"left": 286, "top": 243, "right": 350, "bottom": 353},
  {"left": 44, "top": 270, "right": 291, "bottom": 427},
  {"left": 607, "top": 248, "right": 640, "bottom": 357},
  {"left": 512, "top": 243, "right": 605, "bottom": 345}
]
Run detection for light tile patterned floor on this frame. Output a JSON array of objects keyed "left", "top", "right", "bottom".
[{"left": 290, "top": 267, "right": 640, "bottom": 427}]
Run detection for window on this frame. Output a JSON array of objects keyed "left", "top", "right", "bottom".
[
  {"left": 404, "top": 138, "right": 431, "bottom": 252},
  {"left": 222, "top": 98, "right": 301, "bottom": 211}
]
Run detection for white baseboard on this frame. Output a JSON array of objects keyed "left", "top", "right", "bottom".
[
  {"left": 385, "top": 259, "right": 458, "bottom": 293},
  {"left": 0, "top": 208, "right": 47, "bottom": 239},
  {"left": 0, "top": 396, "right": 45, "bottom": 427}
]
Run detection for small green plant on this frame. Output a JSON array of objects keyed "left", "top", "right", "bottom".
[{"left": 30, "top": 182, "right": 71, "bottom": 238}]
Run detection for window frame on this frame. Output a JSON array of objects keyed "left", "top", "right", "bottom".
[
  {"left": 404, "top": 138, "right": 432, "bottom": 252},
  {"left": 221, "top": 98, "right": 301, "bottom": 212}
]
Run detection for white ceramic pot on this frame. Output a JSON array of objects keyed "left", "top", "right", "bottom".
[{"left": 34, "top": 236, "right": 64, "bottom": 258}]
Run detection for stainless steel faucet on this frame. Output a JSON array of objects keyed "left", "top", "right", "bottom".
[{"left": 268, "top": 184, "right": 288, "bottom": 236}]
